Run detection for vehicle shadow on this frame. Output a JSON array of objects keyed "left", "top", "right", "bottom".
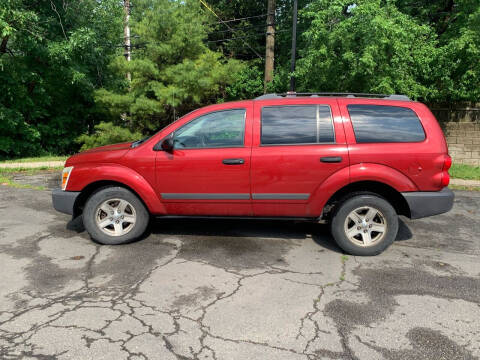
[
  {"left": 151, "top": 218, "right": 344, "bottom": 252},
  {"left": 67, "top": 216, "right": 413, "bottom": 252}
]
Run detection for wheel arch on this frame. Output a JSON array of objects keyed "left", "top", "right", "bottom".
[
  {"left": 66, "top": 163, "right": 166, "bottom": 217},
  {"left": 73, "top": 180, "right": 149, "bottom": 218},
  {"left": 321, "top": 180, "right": 411, "bottom": 220}
]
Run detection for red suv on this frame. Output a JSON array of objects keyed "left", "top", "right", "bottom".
[{"left": 52, "top": 93, "right": 453, "bottom": 255}]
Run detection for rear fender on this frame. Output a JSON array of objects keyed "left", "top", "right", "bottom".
[
  {"left": 309, "top": 163, "right": 418, "bottom": 216},
  {"left": 349, "top": 163, "right": 418, "bottom": 192},
  {"left": 66, "top": 164, "right": 165, "bottom": 214}
]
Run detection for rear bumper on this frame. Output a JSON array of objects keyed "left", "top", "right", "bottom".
[
  {"left": 401, "top": 187, "right": 454, "bottom": 219},
  {"left": 52, "top": 189, "right": 80, "bottom": 215}
]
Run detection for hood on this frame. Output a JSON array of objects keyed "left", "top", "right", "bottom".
[
  {"left": 80, "top": 142, "right": 133, "bottom": 154},
  {"left": 65, "top": 142, "right": 132, "bottom": 166}
]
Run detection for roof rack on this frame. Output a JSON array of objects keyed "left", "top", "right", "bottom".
[{"left": 255, "top": 92, "right": 411, "bottom": 101}]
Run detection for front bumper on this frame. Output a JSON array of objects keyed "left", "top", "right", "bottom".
[
  {"left": 401, "top": 187, "right": 454, "bottom": 219},
  {"left": 52, "top": 189, "right": 81, "bottom": 215}
]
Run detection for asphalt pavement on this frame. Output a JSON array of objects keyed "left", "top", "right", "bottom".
[{"left": 0, "top": 172, "right": 479, "bottom": 359}]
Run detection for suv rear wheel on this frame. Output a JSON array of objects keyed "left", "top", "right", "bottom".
[
  {"left": 331, "top": 193, "right": 398, "bottom": 256},
  {"left": 83, "top": 187, "right": 149, "bottom": 245}
]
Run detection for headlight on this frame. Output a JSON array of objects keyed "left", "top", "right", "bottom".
[{"left": 61, "top": 166, "right": 73, "bottom": 190}]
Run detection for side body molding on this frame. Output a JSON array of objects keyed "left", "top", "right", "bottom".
[
  {"left": 66, "top": 163, "right": 166, "bottom": 214},
  {"left": 309, "top": 163, "right": 419, "bottom": 217}
]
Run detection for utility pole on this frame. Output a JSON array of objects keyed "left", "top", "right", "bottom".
[
  {"left": 289, "top": 0, "right": 298, "bottom": 92},
  {"left": 264, "top": 0, "right": 276, "bottom": 92},
  {"left": 124, "top": 0, "right": 131, "bottom": 81}
]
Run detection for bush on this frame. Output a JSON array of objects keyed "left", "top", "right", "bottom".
[{"left": 76, "top": 122, "right": 143, "bottom": 151}]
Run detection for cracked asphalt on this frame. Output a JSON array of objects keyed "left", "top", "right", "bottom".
[{"left": 0, "top": 173, "right": 479, "bottom": 359}]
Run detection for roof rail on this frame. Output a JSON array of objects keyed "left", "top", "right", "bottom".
[
  {"left": 254, "top": 94, "right": 282, "bottom": 100},
  {"left": 255, "top": 92, "right": 411, "bottom": 101}
]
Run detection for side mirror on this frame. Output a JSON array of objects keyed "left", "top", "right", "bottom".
[
  {"left": 154, "top": 137, "right": 174, "bottom": 152},
  {"left": 161, "top": 137, "right": 174, "bottom": 152}
]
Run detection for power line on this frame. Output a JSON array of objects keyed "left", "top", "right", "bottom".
[
  {"left": 210, "top": 13, "right": 274, "bottom": 25},
  {"left": 198, "top": 0, "right": 263, "bottom": 59},
  {"left": 207, "top": 33, "right": 268, "bottom": 43},
  {"left": 209, "top": 23, "right": 275, "bottom": 35},
  {"left": 208, "top": 29, "right": 292, "bottom": 43}
]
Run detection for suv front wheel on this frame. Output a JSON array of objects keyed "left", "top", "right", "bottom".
[
  {"left": 83, "top": 186, "right": 149, "bottom": 245},
  {"left": 331, "top": 193, "right": 399, "bottom": 256}
]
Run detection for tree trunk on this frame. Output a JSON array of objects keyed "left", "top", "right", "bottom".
[
  {"left": 264, "top": 0, "right": 276, "bottom": 93},
  {"left": 0, "top": 36, "right": 9, "bottom": 55}
]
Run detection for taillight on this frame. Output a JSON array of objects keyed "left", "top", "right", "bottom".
[
  {"left": 441, "top": 171, "right": 450, "bottom": 187},
  {"left": 443, "top": 155, "right": 452, "bottom": 171},
  {"left": 441, "top": 155, "right": 452, "bottom": 187}
]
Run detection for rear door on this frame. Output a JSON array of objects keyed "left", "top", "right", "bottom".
[
  {"left": 155, "top": 103, "right": 253, "bottom": 216},
  {"left": 251, "top": 99, "right": 349, "bottom": 217}
]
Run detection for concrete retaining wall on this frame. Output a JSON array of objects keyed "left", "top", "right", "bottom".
[{"left": 443, "top": 122, "right": 480, "bottom": 166}]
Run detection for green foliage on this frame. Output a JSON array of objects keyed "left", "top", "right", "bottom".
[
  {"left": 96, "top": 0, "right": 245, "bottom": 133},
  {"left": 297, "top": 0, "right": 438, "bottom": 100},
  {"left": 297, "top": 0, "right": 480, "bottom": 103},
  {"left": 1, "top": 0, "right": 480, "bottom": 157},
  {"left": 76, "top": 122, "right": 142, "bottom": 151},
  {"left": 0, "top": 0, "right": 123, "bottom": 158},
  {"left": 225, "top": 60, "right": 264, "bottom": 100}
]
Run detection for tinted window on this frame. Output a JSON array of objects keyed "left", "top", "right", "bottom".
[
  {"left": 261, "top": 105, "right": 334, "bottom": 145},
  {"left": 174, "top": 109, "right": 245, "bottom": 149},
  {"left": 348, "top": 105, "right": 425, "bottom": 143}
]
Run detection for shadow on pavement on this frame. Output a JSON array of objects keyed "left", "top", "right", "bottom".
[{"left": 67, "top": 214, "right": 414, "bottom": 253}]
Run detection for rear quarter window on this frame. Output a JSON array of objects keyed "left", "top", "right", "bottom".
[{"left": 347, "top": 104, "right": 425, "bottom": 143}]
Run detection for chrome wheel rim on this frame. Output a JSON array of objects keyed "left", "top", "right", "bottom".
[
  {"left": 95, "top": 198, "right": 136, "bottom": 237},
  {"left": 344, "top": 206, "right": 387, "bottom": 247}
]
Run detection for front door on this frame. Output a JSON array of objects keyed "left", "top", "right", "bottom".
[
  {"left": 251, "top": 99, "right": 349, "bottom": 217},
  {"left": 155, "top": 105, "right": 253, "bottom": 216}
]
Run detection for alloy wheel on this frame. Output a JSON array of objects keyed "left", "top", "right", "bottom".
[
  {"left": 343, "top": 206, "right": 387, "bottom": 247},
  {"left": 95, "top": 198, "right": 137, "bottom": 237}
]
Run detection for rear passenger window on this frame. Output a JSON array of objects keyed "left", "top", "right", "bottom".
[
  {"left": 261, "top": 105, "right": 334, "bottom": 145},
  {"left": 347, "top": 105, "right": 425, "bottom": 143}
]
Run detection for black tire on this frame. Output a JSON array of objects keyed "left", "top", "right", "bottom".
[
  {"left": 330, "top": 193, "right": 398, "bottom": 256},
  {"left": 83, "top": 186, "right": 149, "bottom": 245}
]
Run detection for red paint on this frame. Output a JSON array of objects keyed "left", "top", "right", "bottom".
[{"left": 64, "top": 96, "right": 450, "bottom": 218}]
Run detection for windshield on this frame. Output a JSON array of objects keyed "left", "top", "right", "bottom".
[{"left": 130, "top": 110, "right": 198, "bottom": 148}]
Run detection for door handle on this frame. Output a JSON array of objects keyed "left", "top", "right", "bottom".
[
  {"left": 222, "top": 158, "right": 245, "bottom": 165},
  {"left": 320, "top": 156, "right": 342, "bottom": 163}
]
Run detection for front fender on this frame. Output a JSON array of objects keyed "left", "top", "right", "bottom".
[{"left": 66, "top": 163, "right": 166, "bottom": 214}]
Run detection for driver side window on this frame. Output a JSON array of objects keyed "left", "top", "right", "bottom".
[{"left": 173, "top": 109, "right": 246, "bottom": 149}]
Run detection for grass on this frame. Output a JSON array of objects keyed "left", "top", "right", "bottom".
[
  {"left": 0, "top": 175, "right": 46, "bottom": 190},
  {"left": 0, "top": 166, "right": 63, "bottom": 174},
  {"left": 0, "top": 167, "right": 61, "bottom": 191},
  {"left": 450, "top": 164, "right": 480, "bottom": 180},
  {"left": 0, "top": 155, "right": 67, "bottom": 164}
]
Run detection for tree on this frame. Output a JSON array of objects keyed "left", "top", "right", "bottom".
[
  {"left": 208, "top": 0, "right": 312, "bottom": 95},
  {"left": 395, "top": 0, "right": 480, "bottom": 102},
  {"left": 295, "top": 0, "right": 480, "bottom": 103},
  {"left": 94, "top": 0, "right": 245, "bottom": 134},
  {"left": 0, "top": 0, "right": 123, "bottom": 158},
  {"left": 296, "top": 0, "right": 439, "bottom": 100}
]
